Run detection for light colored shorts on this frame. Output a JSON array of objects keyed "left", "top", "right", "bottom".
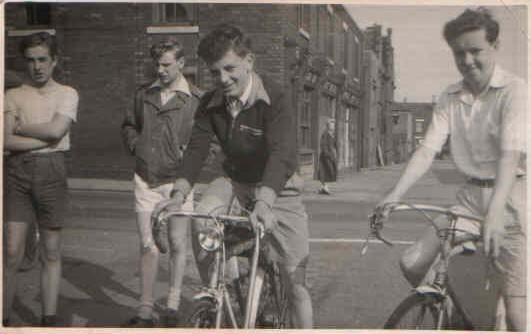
[
  {"left": 452, "top": 177, "right": 526, "bottom": 297},
  {"left": 191, "top": 175, "right": 309, "bottom": 277},
  {"left": 133, "top": 173, "right": 194, "bottom": 213}
]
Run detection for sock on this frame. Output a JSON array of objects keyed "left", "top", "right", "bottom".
[
  {"left": 166, "top": 288, "right": 181, "bottom": 311},
  {"left": 138, "top": 302, "right": 154, "bottom": 319}
]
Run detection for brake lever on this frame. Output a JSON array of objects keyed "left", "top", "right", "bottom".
[
  {"left": 361, "top": 214, "right": 378, "bottom": 256},
  {"left": 374, "top": 230, "right": 394, "bottom": 247},
  {"left": 361, "top": 212, "right": 394, "bottom": 256}
]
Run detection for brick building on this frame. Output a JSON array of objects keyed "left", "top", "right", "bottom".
[
  {"left": 4, "top": 3, "right": 366, "bottom": 180},
  {"left": 391, "top": 101, "right": 450, "bottom": 160},
  {"left": 360, "top": 25, "right": 395, "bottom": 168},
  {"left": 391, "top": 102, "right": 435, "bottom": 146}
]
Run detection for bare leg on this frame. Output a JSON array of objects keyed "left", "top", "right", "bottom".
[
  {"left": 3, "top": 221, "right": 29, "bottom": 320},
  {"left": 281, "top": 266, "right": 313, "bottom": 328},
  {"left": 399, "top": 218, "right": 446, "bottom": 287},
  {"left": 136, "top": 211, "right": 159, "bottom": 319},
  {"left": 40, "top": 228, "right": 62, "bottom": 317},
  {"left": 166, "top": 216, "right": 189, "bottom": 311},
  {"left": 504, "top": 296, "right": 526, "bottom": 331}
]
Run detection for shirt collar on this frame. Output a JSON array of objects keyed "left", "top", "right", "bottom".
[
  {"left": 149, "top": 76, "right": 191, "bottom": 96},
  {"left": 207, "top": 72, "right": 271, "bottom": 109},
  {"left": 239, "top": 73, "right": 253, "bottom": 106},
  {"left": 447, "top": 65, "right": 509, "bottom": 94}
]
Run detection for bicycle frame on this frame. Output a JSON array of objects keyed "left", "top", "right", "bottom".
[
  {"left": 157, "top": 210, "right": 265, "bottom": 329},
  {"left": 413, "top": 214, "right": 475, "bottom": 329},
  {"left": 369, "top": 202, "right": 484, "bottom": 330}
]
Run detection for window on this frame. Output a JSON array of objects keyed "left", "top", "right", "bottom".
[
  {"left": 26, "top": 3, "right": 51, "bottom": 25},
  {"left": 299, "top": 89, "right": 312, "bottom": 149},
  {"left": 415, "top": 119, "right": 425, "bottom": 133},
  {"left": 326, "top": 11, "right": 334, "bottom": 60},
  {"left": 318, "top": 7, "right": 327, "bottom": 53},
  {"left": 298, "top": 5, "right": 311, "bottom": 36},
  {"left": 153, "top": 3, "right": 196, "bottom": 24},
  {"left": 353, "top": 35, "right": 360, "bottom": 79},
  {"left": 343, "top": 28, "right": 349, "bottom": 71}
]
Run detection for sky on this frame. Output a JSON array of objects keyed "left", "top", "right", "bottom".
[{"left": 347, "top": 5, "right": 528, "bottom": 102}]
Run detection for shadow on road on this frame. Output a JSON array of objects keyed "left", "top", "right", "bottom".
[{"left": 60, "top": 256, "right": 138, "bottom": 326}]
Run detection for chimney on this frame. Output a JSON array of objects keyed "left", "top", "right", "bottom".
[{"left": 403, "top": 97, "right": 407, "bottom": 103}]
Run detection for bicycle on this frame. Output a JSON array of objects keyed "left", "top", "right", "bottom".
[
  {"left": 363, "top": 202, "right": 488, "bottom": 330},
  {"left": 151, "top": 207, "right": 288, "bottom": 329}
]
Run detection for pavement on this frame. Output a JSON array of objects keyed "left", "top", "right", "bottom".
[
  {"left": 66, "top": 159, "right": 462, "bottom": 204},
  {"left": 4, "top": 159, "right": 465, "bottom": 331}
]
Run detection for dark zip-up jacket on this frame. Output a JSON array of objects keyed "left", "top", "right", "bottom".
[
  {"left": 121, "top": 81, "right": 202, "bottom": 187},
  {"left": 177, "top": 73, "right": 297, "bottom": 195}
]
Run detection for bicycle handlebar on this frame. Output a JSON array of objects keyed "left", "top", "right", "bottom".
[
  {"left": 152, "top": 209, "right": 258, "bottom": 254},
  {"left": 158, "top": 210, "right": 251, "bottom": 224},
  {"left": 362, "top": 202, "right": 483, "bottom": 255},
  {"left": 384, "top": 203, "right": 483, "bottom": 223}
]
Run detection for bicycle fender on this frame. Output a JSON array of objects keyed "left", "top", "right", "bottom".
[
  {"left": 414, "top": 285, "right": 444, "bottom": 298},
  {"left": 193, "top": 291, "right": 217, "bottom": 302}
]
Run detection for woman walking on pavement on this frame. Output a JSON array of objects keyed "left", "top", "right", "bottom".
[{"left": 318, "top": 118, "right": 337, "bottom": 195}]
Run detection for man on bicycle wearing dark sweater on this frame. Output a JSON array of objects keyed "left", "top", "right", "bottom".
[
  {"left": 154, "top": 24, "right": 313, "bottom": 328},
  {"left": 377, "top": 8, "right": 526, "bottom": 330}
]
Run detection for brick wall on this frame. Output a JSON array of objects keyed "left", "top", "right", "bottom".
[{"left": 4, "top": 3, "right": 373, "bottom": 180}]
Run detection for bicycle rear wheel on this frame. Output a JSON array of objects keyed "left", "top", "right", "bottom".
[{"left": 384, "top": 294, "right": 442, "bottom": 329}]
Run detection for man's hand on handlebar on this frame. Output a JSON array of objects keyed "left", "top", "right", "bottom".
[
  {"left": 150, "top": 191, "right": 186, "bottom": 254},
  {"left": 250, "top": 200, "right": 278, "bottom": 237},
  {"left": 374, "top": 193, "right": 400, "bottom": 222},
  {"left": 152, "top": 191, "right": 185, "bottom": 223}
]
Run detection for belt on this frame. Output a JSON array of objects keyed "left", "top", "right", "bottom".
[
  {"left": 7, "top": 151, "right": 65, "bottom": 162},
  {"left": 467, "top": 175, "right": 524, "bottom": 188},
  {"left": 467, "top": 178, "right": 495, "bottom": 188}
]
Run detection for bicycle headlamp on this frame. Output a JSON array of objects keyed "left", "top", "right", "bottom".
[{"left": 198, "top": 226, "right": 222, "bottom": 251}]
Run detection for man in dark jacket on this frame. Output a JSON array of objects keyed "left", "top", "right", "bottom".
[
  {"left": 154, "top": 25, "right": 313, "bottom": 328},
  {"left": 121, "top": 39, "right": 202, "bottom": 327}
]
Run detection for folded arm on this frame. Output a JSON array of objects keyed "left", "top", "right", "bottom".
[
  {"left": 16, "top": 112, "right": 73, "bottom": 142},
  {"left": 4, "top": 113, "right": 49, "bottom": 151}
]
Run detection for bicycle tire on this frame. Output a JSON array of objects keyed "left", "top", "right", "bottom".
[
  {"left": 19, "top": 225, "right": 40, "bottom": 272},
  {"left": 188, "top": 298, "right": 218, "bottom": 328},
  {"left": 384, "top": 293, "right": 442, "bottom": 329},
  {"left": 256, "top": 264, "right": 289, "bottom": 328}
]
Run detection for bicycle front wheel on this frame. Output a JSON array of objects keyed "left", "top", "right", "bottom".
[
  {"left": 384, "top": 294, "right": 442, "bottom": 329},
  {"left": 188, "top": 299, "right": 218, "bottom": 328}
]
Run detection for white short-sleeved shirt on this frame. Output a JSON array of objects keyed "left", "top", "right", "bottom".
[
  {"left": 4, "top": 79, "right": 79, "bottom": 153},
  {"left": 422, "top": 66, "right": 526, "bottom": 179}
]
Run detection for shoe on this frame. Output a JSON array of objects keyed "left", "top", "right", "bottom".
[
  {"left": 121, "top": 315, "right": 155, "bottom": 327},
  {"left": 318, "top": 188, "right": 331, "bottom": 195},
  {"left": 3, "top": 318, "right": 10, "bottom": 327},
  {"left": 41, "top": 315, "right": 57, "bottom": 327},
  {"left": 163, "top": 308, "right": 180, "bottom": 327}
]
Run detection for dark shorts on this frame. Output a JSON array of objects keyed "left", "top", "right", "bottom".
[{"left": 4, "top": 152, "right": 68, "bottom": 229}]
